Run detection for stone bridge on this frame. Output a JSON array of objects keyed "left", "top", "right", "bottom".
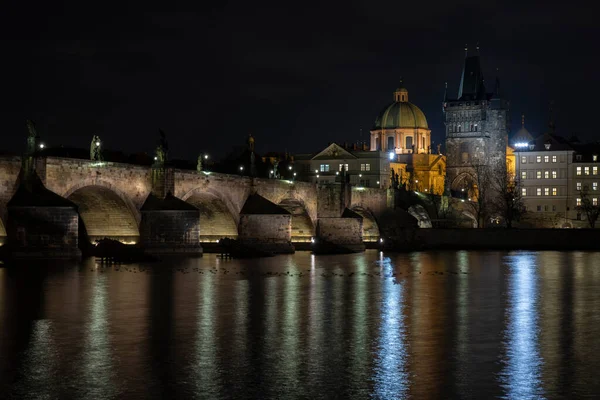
[{"left": 0, "top": 156, "right": 387, "bottom": 245}]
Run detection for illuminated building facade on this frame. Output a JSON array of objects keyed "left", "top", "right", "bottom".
[
  {"left": 370, "top": 82, "right": 446, "bottom": 194},
  {"left": 444, "top": 50, "right": 509, "bottom": 199}
]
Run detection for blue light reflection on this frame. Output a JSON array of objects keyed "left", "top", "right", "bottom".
[
  {"left": 373, "top": 256, "right": 408, "bottom": 399},
  {"left": 500, "top": 253, "right": 544, "bottom": 399}
]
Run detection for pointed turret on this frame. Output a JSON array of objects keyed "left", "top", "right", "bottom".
[
  {"left": 457, "top": 47, "right": 486, "bottom": 100},
  {"left": 548, "top": 101, "right": 556, "bottom": 133}
]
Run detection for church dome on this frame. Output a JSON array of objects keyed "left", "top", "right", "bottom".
[
  {"left": 513, "top": 114, "right": 534, "bottom": 146},
  {"left": 373, "top": 83, "right": 429, "bottom": 130}
]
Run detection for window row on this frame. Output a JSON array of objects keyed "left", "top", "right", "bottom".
[
  {"left": 576, "top": 166, "right": 599, "bottom": 176},
  {"left": 524, "top": 187, "right": 558, "bottom": 196},
  {"left": 319, "top": 163, "right": 371, "bottom": 173},
  {"left": 521, "top": 155, "right": 559, "bottom": 164},
  {"left": 521, "top": 170, "right": 561, "bottom": 179},
  {"left": 576, "top": 182, "right": 599, "bottom": 191},
  {"left": 448, "top": 123, "right": 478, "bottom": 133},
  {"left": 535, "top": 205, "right": 557, "bottom": 212},
  {"left": 576, "top": 198, "right": 599, "bottom": 206}
]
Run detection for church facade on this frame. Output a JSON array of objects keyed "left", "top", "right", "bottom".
[
  {"left": 443, "top": 53, "right": 510, "bottom": 199},
  {"left": 370, "top": 82, "right": 446, "bottom": 195}
]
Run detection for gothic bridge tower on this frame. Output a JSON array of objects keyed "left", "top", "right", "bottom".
[{"left": 443, "top": 47, "right": 510, "bottom": 199}]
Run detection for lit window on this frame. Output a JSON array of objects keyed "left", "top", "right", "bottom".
[
  {"left": 365, "top": 163, "right": 370, "bottom": 171},
  {"left": 577, "top": 167, "right": 582, "bottom": 176},
  {"left": 521, "top": 156, "right": 527, "bottom": 164},
  {"left": 552, "top": 170, "right": 557, "bottom": 178},
  {"left": 360, "top": 164, "right": 366, "bottom": 171},
  {"left": 338, "top": 163, "right": 348, "bottom": 172},
  {"left": 544, "top": 187, "right": 549, "bottom": 196},
  {"left": 544, "top": 156, "right": 549, "bottom": 163},
  {"left": 585, "top": 167, "right": 590, "bottom": 175},
  {"left": 577, "top": 198, "right": 582, "bottom": 206},
  {"left": 521, "top": 188, "right": 527, "bottom": 196},
  {"left": 537, "top": 156, "right": 542, "bottom": 163},
  {"left": 595, "top": 155, "right": 598, "bottom": 162},
  {"left": 544, "top": 171, "right": 549, "bottom": 179},
  {"left": 594, "top": 182, "right": 598, "bottom": 191},
  {"left": 594, "top": 198, "right": 598, "bottom": 206},
  {"left": 536, "top": 171, "right": 541, "bottom": 179},
  {"left": 521, "top": 171, "right": 527, "bottom": 180},
  {"left": 594, "top": 167, "right": 598, "bottom": 175},
  {"left": 537, "top": 188, "right": 542, "bottom": 196},
  {"left": 552, "top": 187, "right": 557, "bottom": 196},
  {"left": 552, "top": 155, "right": 557, "bottom": 163},
  {"left": 320, "top": 164, "right": 330, "bottom": 172},
  {"left": 577, "top": 182, "right": 582, "bottom": 190}
]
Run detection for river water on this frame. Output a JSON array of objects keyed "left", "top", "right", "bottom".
[{"left": 1, "top": 250, "right": 600, "bottom": 399}]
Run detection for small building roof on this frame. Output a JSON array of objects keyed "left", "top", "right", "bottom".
[
  {"left": 141, "top": 192, "right": 198, "bottom": 211},
  {"left": 240, "top": 193, "right": 290, "bottom": 215}
]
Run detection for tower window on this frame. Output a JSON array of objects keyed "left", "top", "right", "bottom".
[
  {"left": 552, "top": 187, "right": 557, "bottom": 196},
  {"left": 577, "top": 167, "right": 582, "bottom": 176},
  {"left": 552, "top": 156, "right": 557, "bottom": 163},
  {"left": 585, "top": 167, "right": 590, "bottom": 175},
  {"left": 552, "top": 170, "right": 557, "bottom": 178},
  {"left": 522, "top": 188, "right": 527, "bottom": 196}
]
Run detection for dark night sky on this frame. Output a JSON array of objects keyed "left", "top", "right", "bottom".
[{"left": 1, "top": 1, "right": 598, "bottom": 160}]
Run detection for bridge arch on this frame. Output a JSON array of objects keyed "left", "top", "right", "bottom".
[
  {"left": 0, "top": 216, "right": 6, "bottom": 245},
  {"left": 350, "top": 206, "right": 380, "bottom": 242},
  {"left": 64, "top": 181, "right": 140, "bottom": 244},
  {"left": 182, "top": 188, "right": 238, "bottom": 242},
  {"left": 278, "top": 198, "right": 315, "bottom": 242}
]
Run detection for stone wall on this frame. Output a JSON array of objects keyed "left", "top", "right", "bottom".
[
  {"left": 44, "top": 157, "right": 152, "bottom": 216},
  {"left": 316, "top": 217, "right": 363, "bottom": 245},
  {"left": 349, "top": 187, "right": 387, "bottom": 217},
  {"left": 317, "top": 184, "right": 347, "bottom": 218},
  {"left": 140, "top": 210, "right": 201, "bottom": 254},
  {"left": 0, "top": 156, "right": 21, "bottom": 235},
  {"left": 238, "top": 214, "right": 292, "bottom": 242},
  {"left": 7, "top": 206, "right": 80, "bottom": 258}
]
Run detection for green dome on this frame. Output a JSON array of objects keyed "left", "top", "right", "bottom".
[{"left": 374, "top": 101, "right": 429, "bottom": 130}]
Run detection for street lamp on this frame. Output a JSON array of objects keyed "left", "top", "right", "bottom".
[
  {"left": 39, "top": 143, "right": 45, "bottom": 149},
  {"left": 95, "top": 141, "right": 100, "bottom": 146},
  {"left": 288, "top": 166, "right": 292, "bottom": 170},
  {"left": 204, "top": 154, "right": 209, "bottom": 160}
]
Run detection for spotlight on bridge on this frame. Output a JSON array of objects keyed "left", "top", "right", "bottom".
[
  {"left": 95, "top": 141, "right": 100, "bottom": 146},
  {"left": 379, "top": 238, "right": 384, "bottom": 243},
  {"left": 311, "top": 237, "right": 315, "bottom": 244},
  {"left": 39, "top": 143, "right": 45, "bottom": 149}
]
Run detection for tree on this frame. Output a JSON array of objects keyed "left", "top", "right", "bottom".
[
  {"left": 468, "top": 162, "right": 493, "bottom": 228},
  {"left": 577, "top": 188, "right": 600, "bottom": 228},
  {"left": 490, "top": 160, "right": 526, "bottom": 228}
]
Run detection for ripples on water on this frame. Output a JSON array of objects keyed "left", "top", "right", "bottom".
[{"left": 1, "top": 250, "right": 600, "bottom": 399}]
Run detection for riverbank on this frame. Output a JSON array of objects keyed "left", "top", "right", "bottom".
[{"left": 385, "top": 228, "right": 600, "bottom": 251}]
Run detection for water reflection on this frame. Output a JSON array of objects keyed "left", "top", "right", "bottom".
[
  {"left": 500, "top": 253, "right": 544, "bottom": 399},
  {"left": 3, "top": 251, "right": 600, "bottom": 398},
  {"left": 80, "top": 272, "right": 116, "bottom": 398},
  {"left": 373, "top": 256, "right": 408, "bottom": 399}
]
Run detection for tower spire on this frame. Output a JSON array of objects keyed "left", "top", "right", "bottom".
[
  {"left": 521, "top": 113, "right": 525, "bottom": 128},
  {"left": 443, "top": 81, "right": 448, "bottom": 102},
  {"left": 548, "top": 101, "right": 556, "bottom": 133}
]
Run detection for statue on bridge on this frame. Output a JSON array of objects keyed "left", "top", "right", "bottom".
[
  {"left": 26, "top": 119, "right": 39, "bottom": 155},
  {"left": 90, "top": 135, "right": 103, "bottom": 161},
  {"left": 197, "top": 154, "right": 203, "bottom": 172},
  {"left": 248, "top": 133, "right": 255, "bottom": 152},
  {"left": 154, "top": 130, "right": 169, "bottom": 167}
]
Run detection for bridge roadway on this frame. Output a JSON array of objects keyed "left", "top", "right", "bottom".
[{"left": 0, "top": 156, "right": 384, "bottom": 244}]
